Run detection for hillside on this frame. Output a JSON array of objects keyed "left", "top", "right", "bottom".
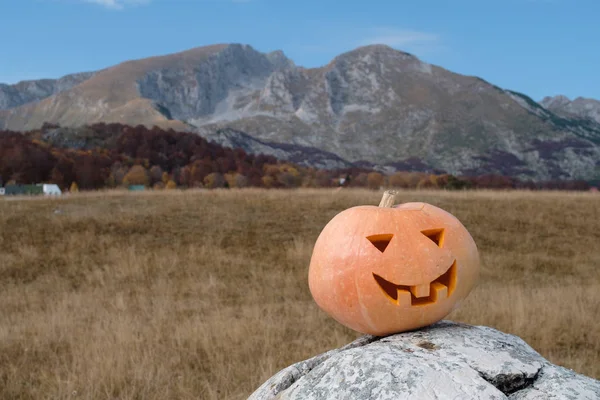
[
  {"left": 0, "top": 123, "right": 367, "bottom": 191},
  {"left": 0, "top": 71, "right": 96, "bottom": 110},
  {"left": 1, "top": 44, "right": 600, "bottom": 181},
  {"left": 0, "top": 44, "right": 292, "bottom": 133}
]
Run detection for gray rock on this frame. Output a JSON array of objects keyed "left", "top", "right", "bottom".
[
  {"left": 0, "top": 71, "right": 96, "bottom": 110},
  {"left": 249, "top": 321, "right": 600, "bottom": 400},
  {"left": 541, "top": 95, "right": 600, "bottom": 125},
  {"left": 202, "top": 128, "right": 353, "bottom": 170},
  {"left": 136, "top": 44, "right": 293, "bottom": 122}
]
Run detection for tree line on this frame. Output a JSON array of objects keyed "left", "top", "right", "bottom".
[{"left": 0, "top": 123, "right": 594, "bottom": 191}]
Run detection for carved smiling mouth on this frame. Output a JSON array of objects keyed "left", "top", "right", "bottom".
[{"left": 373, "top": 260, "right": 457, "bottom": 306}]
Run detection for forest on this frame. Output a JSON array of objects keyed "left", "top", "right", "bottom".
[{"left": 0, "top": 123, "right": 593, "bottom": 191}]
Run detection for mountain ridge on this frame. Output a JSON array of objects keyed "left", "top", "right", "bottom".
[
  {"left": 0, "top": 71, "right": 96, "bottom": 110},
  {"left": 1, "top": 43, "right": 599, "bottom": 182},
  {"left": 540, "top": 95, "right": 600, "bottom": 125}
]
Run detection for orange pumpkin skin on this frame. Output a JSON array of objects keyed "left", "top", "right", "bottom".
[{"left": 308, "top": 202, "right": 479, "bottom": 336}]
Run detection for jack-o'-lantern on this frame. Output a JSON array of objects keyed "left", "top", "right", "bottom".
[{"left": 308, "top": 191, "right": 479, "bottom": 336}]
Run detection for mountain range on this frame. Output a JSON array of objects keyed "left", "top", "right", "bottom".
[{"left": 1, "top": 43, "right": 599, "bottom": 182}]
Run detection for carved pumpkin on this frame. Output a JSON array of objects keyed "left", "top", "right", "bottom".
[{"left": 308, "top": 191, "right": 479, "bottom": 336}]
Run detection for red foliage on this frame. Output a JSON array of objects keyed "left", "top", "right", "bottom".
[{"left": 0, "top": 123, "right": 592, "bottom": 191}]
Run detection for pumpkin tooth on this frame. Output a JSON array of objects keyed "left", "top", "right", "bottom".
[
  {"left": 396, "top": 289, "right": 412, "bottom": 307},
  {"left": 430, "top": 282, "right": 448, "bottom": 301},
  {"left": 410, "top": 283, "right": 430, "bottom": 298}
]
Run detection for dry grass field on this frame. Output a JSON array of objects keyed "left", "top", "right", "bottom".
[{"left": 0, "top": 188, "right": 599, "bottom": 399}]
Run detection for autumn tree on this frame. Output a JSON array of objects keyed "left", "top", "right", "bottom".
[
  {"left": 108, "top": 162, "right": 128, "bottom": 187},
  {"left": 274, "top": 164, "right": 301, "bottom": 188},
  {"left": 315, "top": 170, "right": 334, "bottom": 187},
  {"left": 471, "top": 174, "right": 515, "bottom": 189},
  {"left": 263, "top": 164, "right": 280, "bottom": 177},
  {"left": 216, "top": 156, "right": 237, "bottom": 173},
  {"left": 443, "top": 174, "right": 470, "bottom": 190},
  {"left": 49, "top": 154, "right": 76, "bottom": 189},
  {"left": 123, "top": 165, "right": 150, "bottom": 186},
  {"left": 416, "top": 175, "right": 440, "bottom": 189},
  {"left": 389, "top": 172, "right": 411, "bottom": 188},
  {"left": 166, "top": 180, "right": 177, "bottom": 189},
  {"left": 190, "top": 160, "right": 212, "bottom": 186},
  {"left": 262, "top": 175, "right": 275, "bottom": 188},
  {"left": 401, "top": 172, "right": 427, "bottom": 188},
  {"left": 149, "top": 165, "right": 164, "bottom": 185},
  {"left": 162, "top": 171, "right": 170, "bottom": 185},
  {"left": 277, "top": 172, "right": 301, "bottom": 188},
  {"left": 367, "top": 172, "right": 384, "bottom": 190},
  {"left": 234, "top": 174, "right": 249, "bottom": 188},
  {"left": 0, "top": 134, "right": 56, "bottom": 184},
  {"left": 50, "top": 167, "right": 66, "bottom": 189},
  {"left": 225, "top": 172, "right": 248, "bottom": 188},
  {"left": 74, "top": 154, "right": 108, "bottom": 190},
  {"left": 204, "top": 172, "right": 225, "bottom": 189},
  {"left": 350, "top": 172, "right": 368, "bottom": 188},
  {"left": 178, "top": 166, "right": 192, "bottom": 187}
]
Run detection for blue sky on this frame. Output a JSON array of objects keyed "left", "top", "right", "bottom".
[{"left": 1, "top": 0, "right": 598, "bottom": 101}]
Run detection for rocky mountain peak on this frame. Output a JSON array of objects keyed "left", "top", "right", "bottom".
[
  {"left": 329, "top": 44, "right": 420, "bottom": 69},
  {"left": 541, "top": 95, "right": 600, "bottom": 125},
  {"left": 0, "top": 71, "right": 96, "bottom": 110},
  {"left": 134, "top": 43, "right": 296, "bottom": 122},
  {"left": 266, "top": 49, "right": 295, "bottom": 70},
  {"left": 346, "top": 43, "right": 413, "bottom": 56},
  {"left": 540, "top": 94, "right": 571, "bottom": 108}
]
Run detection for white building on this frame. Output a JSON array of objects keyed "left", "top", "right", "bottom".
[
  {"left": 0, "top": 188, "right": 5, "bottom": 196},
  {"left": 42, "top": 184, "right": 62, "bottom": 196}
]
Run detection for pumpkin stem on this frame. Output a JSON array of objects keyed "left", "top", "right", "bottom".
[{"left": 378, "top": 190, "right": 398, "bottom": 208}]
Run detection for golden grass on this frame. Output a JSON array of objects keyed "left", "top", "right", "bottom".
[{"left": 0, "top": 188, "right": 598, "bottom": 399}]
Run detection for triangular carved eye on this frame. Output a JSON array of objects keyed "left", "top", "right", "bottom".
[
  {"left": 367, "top": 234, "right": 394, "bottom": 253},
  {"left": 421, "top": 229, "right": 444, "bottom": 247}
]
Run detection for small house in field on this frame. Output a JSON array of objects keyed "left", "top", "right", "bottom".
[
  {"left": 3, "top": 185, "right": 20, "bottom": 195},
  {"left": 4, "top": 184, "right": 43, "bottom": 196},
  {"left": 337, "top": 174, "right": 351, "bottom": 187},
  {"left": 42, "top": 184, "right": 62, "bottom": 196},
  {"left": 128, "top": 185, "right": 146, "bottom": 191},
  {"left": 3, "top": 184, "right": 62, "bottom": 196}
]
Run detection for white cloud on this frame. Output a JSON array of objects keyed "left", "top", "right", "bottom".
[
  {"left": 357, "top": 27, "right": 446, "bottom": 57},
  {"left": 359, "top": 28, "right": 439, "bottom": 48},
  {"left": 83, "top": 0, "right": 150, "bottom": 9}
]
